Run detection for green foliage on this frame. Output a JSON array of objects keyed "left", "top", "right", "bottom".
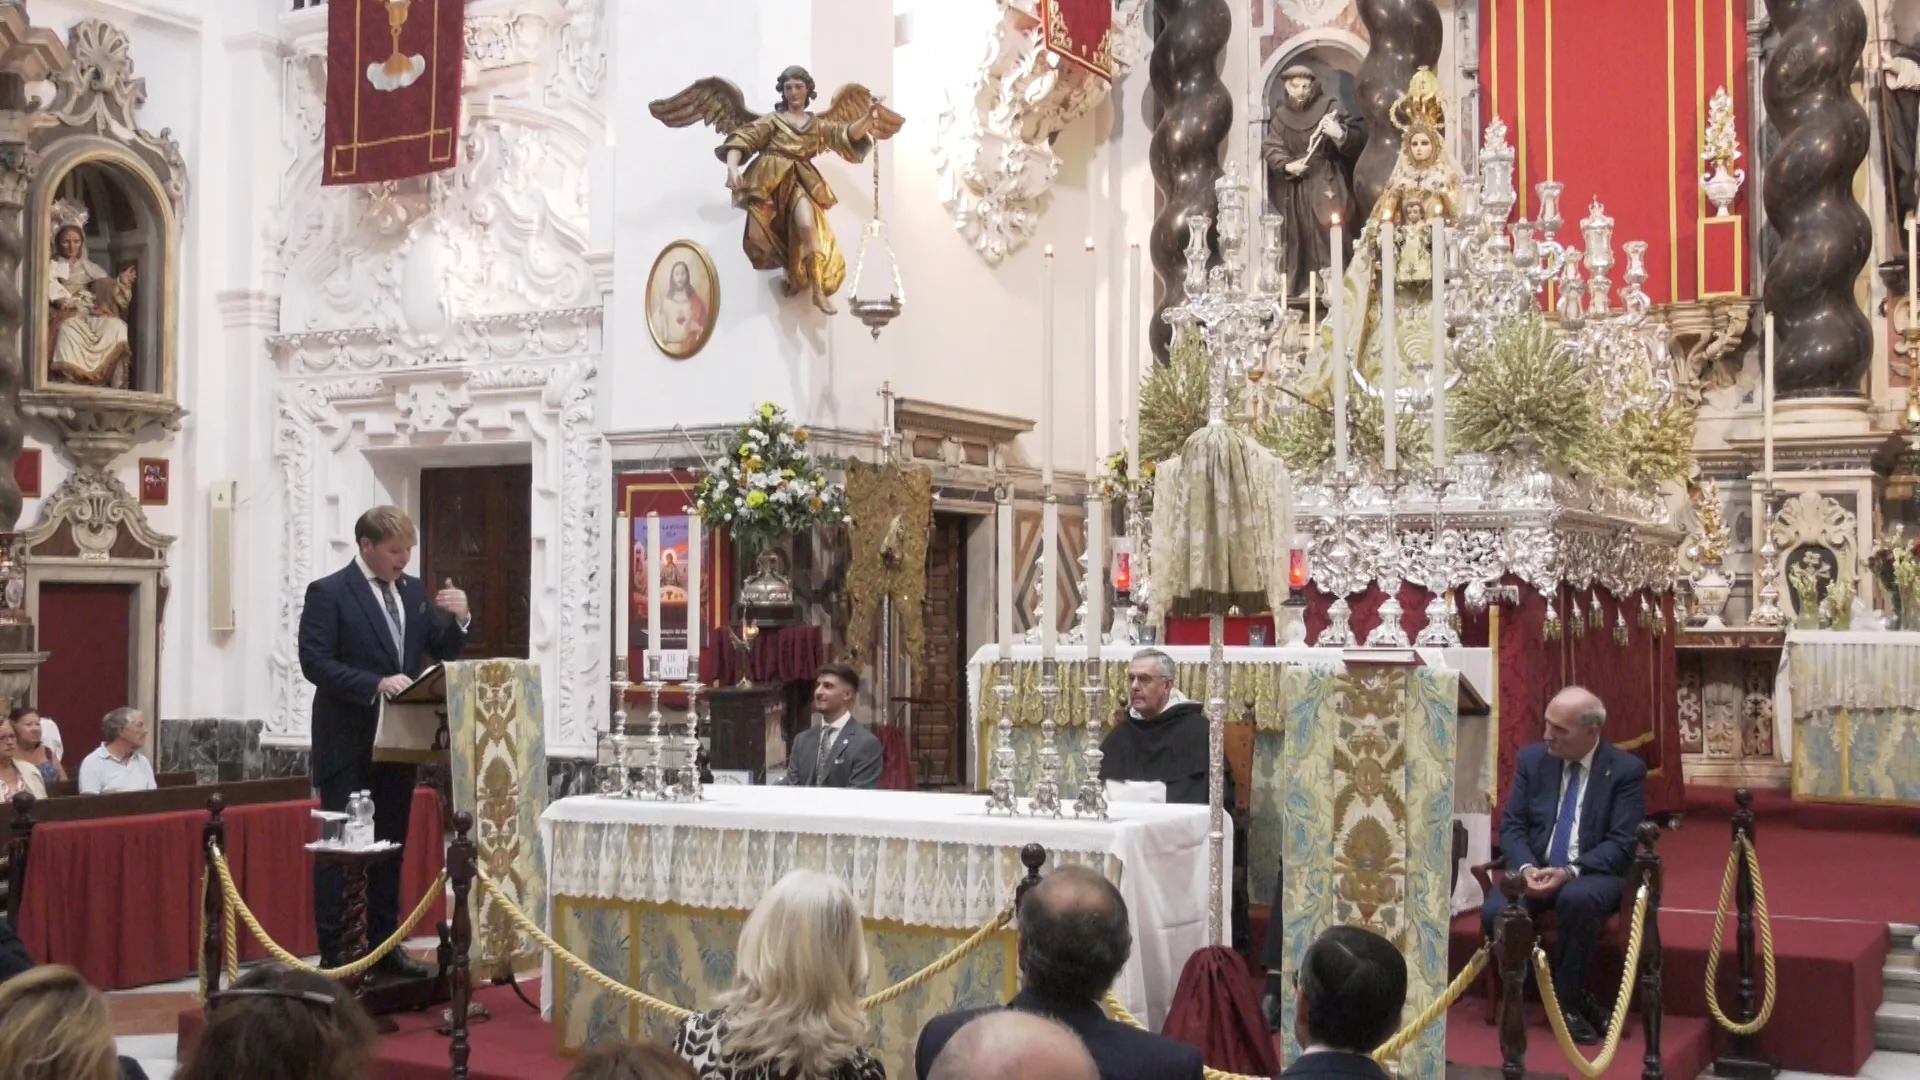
[
  {"left": 1137, "top": 332, "right": 1243, "bottom": 464},
  {"left": 1451, "top": 313, "right": 1601, "bottom": 473}
]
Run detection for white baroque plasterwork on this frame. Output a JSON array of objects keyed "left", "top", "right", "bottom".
[
  {"left": 1276, "top": 0, "right": 1352, "bottom": 31},
  {"left": 21, "top": 467, "right": 175, "bottom": 564},
  {"left": 36, "top": 18, "right": 186, "bottom": 212},
  {"left": 267, "top": 316, "right": 607, "bottom": 753},
  {"left": 933, "top": 0, "right": 1148, "bottom": 266}
]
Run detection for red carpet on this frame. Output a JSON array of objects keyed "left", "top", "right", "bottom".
[
  {"left": 1439, "top": 1000, "right": 1716, "bottom": 1080},
  {"left": 181, "top": 981, "right": 570, "bottom": 1080}
]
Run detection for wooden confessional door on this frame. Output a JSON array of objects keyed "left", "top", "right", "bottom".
[
  {"left": 36, "top": 582, "right": 136, "bottom": 778},
  {"left": 420, "top": 465, "right": 532, "bottom": 660},
  {"left": 913, "top": 513, "right": 968, "bottom": 788}
]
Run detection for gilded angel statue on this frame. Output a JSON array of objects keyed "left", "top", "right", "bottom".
[{"left": 650, "top": 66, "right": 905, "bottom": 314}]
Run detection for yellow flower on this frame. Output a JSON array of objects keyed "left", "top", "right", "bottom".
[
  {"left": 760, "top": 403, "right": 776, "bottom": 420},
  {"left": 782, "top": 468, "right": 795, "bottom": 479},
  {"left": 794, "top": 429, "right": 810, "bottom": 444},
  {"left": 810, "top": 497, "right": 823, "bottom": 510},
  {"left": 746, "top": 457, "right": 763, "bottom": 472},
  {"left": 747, "top": 490, "right": 767, "bottom": 508},
  {"left": 1142, "top": 461, "right": 1157, "bottom": 477},
  {"left": 738, "top": 444, "right": 752, "bottom": 459}
]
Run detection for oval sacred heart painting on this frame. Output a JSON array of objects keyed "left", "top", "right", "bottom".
[{"left": 646, "top": 240, "right": 719, "bottom": 360}]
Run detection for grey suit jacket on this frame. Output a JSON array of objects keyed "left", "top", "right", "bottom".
[{"left": 783, "top": 718, "right": 884, "bottom": 789}]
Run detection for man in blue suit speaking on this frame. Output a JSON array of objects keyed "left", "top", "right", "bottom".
[
  {"left": 1481, "top": 685, "right": 1646, "bottom": 1045},
  {"left": 299, "top": 506, "right": 469, "bottom": 975}
]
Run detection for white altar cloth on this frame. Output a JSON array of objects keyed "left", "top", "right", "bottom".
[{"left": 539, "top": 786, "right": 1229, "bottom": 1029}]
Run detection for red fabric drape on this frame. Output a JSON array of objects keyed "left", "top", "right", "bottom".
[
  {"left": 18, "top": 787, "right": 445, "bottom": 990},
  {"left": 1160, "top": 946, "right": 1280, "bottom": 1075},
  {"left": 701, "top": 624, "right": 822, "bottom": 687},
  {"left": 873, "top": 724, "right": 915, "bottom": 791}
]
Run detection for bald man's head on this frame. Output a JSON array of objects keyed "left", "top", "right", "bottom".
[
  {"left": 927, "top": 1010, "right": 1098, "bottom": 1080},
  {"left": 1544, "top": 685, "right": 1606, "bottom": 761},
  {"left": 1017, "top": 865, "right": 1131, "bottom": 1001}
]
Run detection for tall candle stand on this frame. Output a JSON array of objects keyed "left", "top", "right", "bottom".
[
  {"left": 1316, "top": 468, "right": 1359, "bottom": 646},
  {"left": 1073, "top": 659, "right": 1109, "bottom": 820},
  {"left": 1109, "top": 492, "right": 1144, "bottom": 644},
  {"left": 675, "top": 672, "right": 706, "bottom": 800},
  {"left": 1366, "top": 471, "right": 1412, "bottom": 647},
  {"left": 1415, "top": 470, "right": 1461, "bottom": 647},
  {"left": 984, "top": 659, "right": 1021, "bottom": 815},
  {"left": 637, "top": 651, "right": 667, "bottom": 799},
  {"left": 597, "top": 654, "right": 634, "bottom": 797},
  {"left": 1748, "top": 483, "right": 1787, "bottom": 629},
  {"left": 1027, "top": 658, "right": 1063, "bottom": 818}
]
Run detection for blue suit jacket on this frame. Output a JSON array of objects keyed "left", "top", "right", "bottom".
[
  {"left": 298, "top": 561, "right": 467, "bottom": 783},
  {"left": 1499, "top": 740, "right": 1646, "bottom": 879}
]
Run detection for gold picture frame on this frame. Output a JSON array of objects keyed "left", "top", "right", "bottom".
[{"left": 645, "top": 239, "right": 719, "bottom": 360}]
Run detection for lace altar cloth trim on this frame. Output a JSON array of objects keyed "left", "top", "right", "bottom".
[{"left": 1785, "top": 631, "right": 1920, "bottom": 715}]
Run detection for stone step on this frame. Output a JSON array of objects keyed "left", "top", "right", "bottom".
[
  {"left": 1888, "top": 965, "right": 1920, "bottom": 1006},
  {"left": 1877, "top": 1002, "right": 1920, "bottom": 1054},
  {"left": 1894, "top": 923, "right": 1918, "bottom": 955}
]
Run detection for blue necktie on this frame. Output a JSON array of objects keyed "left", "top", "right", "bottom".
[{"left": 1547, "top": 762, "right": 1582, "bottom": 867}]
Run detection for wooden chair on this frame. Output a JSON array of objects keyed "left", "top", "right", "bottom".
[{"left": 1469, "top": 845, "right": 1645, "bottom": 1028}]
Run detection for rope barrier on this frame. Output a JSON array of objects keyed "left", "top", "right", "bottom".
[
  {"left": 195, "top": 862, "right": 243, "bottom": 998},
  {"left": 1703, "top": 834, "right": 1776, "bottom": 1035},
  {"left": 1533, "top": 883, "right": 1651, "bottom": 1079},
  {"left": 1098, "top": 946, "right": 1491, "bottom": 1080},
  {"left": 207, "top": 845, "right": 447, "bottom": 984},
  {"left": 472, "top": 868, "right": 1015, "bottom": 1021}
]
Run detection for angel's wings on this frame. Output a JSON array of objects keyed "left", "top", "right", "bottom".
[
  {"left": 649, "top": 77, "right": 758, "bottom": 135},
  {"left": 818, "top": 84, "right": 906, "bottom": 140}
]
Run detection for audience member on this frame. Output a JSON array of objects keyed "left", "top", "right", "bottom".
[
  {"left": 0, "top": 717, "right": 46, "bottom": 800},
  {"left": 77, "top": 707, "right": 156, "bottom": 795},
  {"left": 915, "top": 865, "right": 1202, "bottom": 1080},
  {"left": 1279, "top": 926, "right": 1407, "bottom": 1080},
  {"left": 0, "top": 964, "right": 119, "bottom": 1080},
  {"left": 672, "top": 869, "right": 884, "bottom": 1080},
  {"left": 566, "top": 1040, "right": 699, "bottom": 1080},
  {"left": 926, "top": 1011, "right": 1097, "bottom": 1080},
  {"left": 9, "top": 707, "right": 64, "bottom": 785},
  {"left": 1481, "top": 685, "right": 1646, "bottom": 1045},
  {"left": 177, "top": 963, "right": 376, "bottom": 1080}
]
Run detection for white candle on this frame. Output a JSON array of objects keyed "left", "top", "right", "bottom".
[
  {"left": 1432, "top": 218, "right": 1448, "bottom": 468},
  {"left": 1381, "top": 221, "right": 1398, "bottom": 473},
  {"left": 1084, "top": 501, "right": 1103, "bottom": 653},
  {"left": 686, "top": 515, "right": 702, "bottom": 661},
  {"left": 1085, "top": 238, "right": 1098, "bottom": 469},
  {"left": 1308, "top": 273, "right": 1318, "bottom": 349},
  {"left": 997, "top": 493, "right": 1014, "bottom": 659},
  {"left": 615, "top": 511, "right": 631, "bottom": 670},
  {"left": 1763, "top": 313, "right": 1776, "bottom": 483},
  {"left": 1043, "top": 245, "right": 1056, "bottom": 490},
  {"left": 1127, "top": 242, "right": 1142, "bottom": 482},
  {"left": 1331, "top": 216, "right": 1349, "bottom": 472},
  {"left": 1041, "top": 499, "right": 1059, "bottom": 658},
  {"left": 645, "top": 512, "right": 662, "bottom": 672}
]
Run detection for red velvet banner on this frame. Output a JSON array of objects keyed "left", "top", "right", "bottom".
[
  {"left": 324, "top": 0, "right": 466, "bottom": 186},
  {"left": 1043, "top": 0, "right": 1115, "bottom": 80}
]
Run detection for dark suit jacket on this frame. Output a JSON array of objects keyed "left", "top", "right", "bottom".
[
  {"left": 782, "top": 718, "right": 883, "bottom": 789},
  {"left": 1499, "top": 739, "right": 1646, "bottom": 879},
  {"left": 914, "top": 990, "right": 1204, "bottom": 1080},
  {"left": 1281, "top": 1049, "right": 1395, "bottom": 1080},
  {"left": 298, "top": 561, "right": 467, "bottom": 784}
]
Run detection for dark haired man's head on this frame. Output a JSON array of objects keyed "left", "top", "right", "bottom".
[
  {"left": 1294, "top": 925, "right": 1407, "bottom": 1054},
  {"left": 813, "top": 663, "right": 860, "bottom": 718},
  {"left": 1016, "top": 865, "right": 1131, "bottom": 1001}
]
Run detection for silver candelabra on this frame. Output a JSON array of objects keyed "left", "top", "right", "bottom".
[
  {"left": 984, "top": 658, "right": 1020, "bottom": 815},
  {"left": 1027, "top": 658, "right": 1063, "bottom": 818},
  {"left": 1416, "top": 470, "right": 1462, "bottom": 647}
]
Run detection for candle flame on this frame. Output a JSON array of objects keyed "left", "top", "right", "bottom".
[
  {"left": 1045, "top": 245, "right": 1054, "bottom": 257},
  {"left": 1085, "top": 237, "right": 1095, "bottom": 250},
  {"left": 1330, "top": 213, "right": 1341, "bottom": 225}
]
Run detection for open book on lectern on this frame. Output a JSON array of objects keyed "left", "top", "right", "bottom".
[{"left": 373, "top": 663, "right": 450, "bottom": 764}]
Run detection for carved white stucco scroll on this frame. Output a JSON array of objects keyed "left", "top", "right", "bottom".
[{"left": 933, "top": 0, "right": 1148, "bottom": 266}]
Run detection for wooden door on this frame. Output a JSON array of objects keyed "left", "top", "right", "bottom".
[
  {"left": 421, "top": 465, "right": 531, "bottom": 660},
  {"left": 36, "top": 582, "right": 136, "bottom": 778},
  {"left": 914, "top": 513, "right": 968, "bottom": 787}
]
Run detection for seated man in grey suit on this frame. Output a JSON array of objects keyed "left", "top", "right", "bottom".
[{"left": 783, "top": 663, "right": 884, "bottom": 789}]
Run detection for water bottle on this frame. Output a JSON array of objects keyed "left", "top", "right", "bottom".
[{"left": 347, "top": 790, "right": 374, "bottom": 848}]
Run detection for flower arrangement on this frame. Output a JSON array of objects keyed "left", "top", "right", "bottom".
[
  {"left": 1093, "top": 451, "right": 1154, "bottom": 500},
  {"left": 692, "top": 402, "right": 851, "bottom": 557},
  {"left": 1869, "top": 528, "right": 1920, "bottom": 627}
]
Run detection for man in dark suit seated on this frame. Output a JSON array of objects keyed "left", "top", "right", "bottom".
[
  {"left": 298, "top": 506, "right": 469, "bottom": 976},
  {"left": 914, "top": 864, "right": 1203, "bottom": 1080},
  {"left": 1278, "top": 925, "right": 1406, "bottom": 1080},
  {"left": 781, "top": 663, "right": 883, "bottom": 789},
  {"left": 1481, "top": 685, "right": 1647, "bottom": 1045}
]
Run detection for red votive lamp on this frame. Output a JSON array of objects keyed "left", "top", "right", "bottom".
[
  {"left": 1114, "top": 551, "right": 1133, "bottom": 594},
  {"left": 1288, "top": 546, "right": 1309, "bottom": 593}
]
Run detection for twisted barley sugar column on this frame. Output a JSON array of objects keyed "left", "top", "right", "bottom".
[
  {"left": 1148, "top": 0, "right": 1232, "bottom": 363},
  {"left": 0, "top": 117, "right": 31, "bottom": 531},
  {"left": 1762, "top": 0, "right": 1872, "bottom": 398},
  {"left": 1352, "top": 0, "right": 1443, "bottom": 218}
]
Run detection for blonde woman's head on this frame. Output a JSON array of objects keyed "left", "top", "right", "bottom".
[
  {"left": 717, "top": 869, "right": 870, "bottom": 1076},
  {"left": 0, "top": 965, "right": 117, "bottom": 1080}
]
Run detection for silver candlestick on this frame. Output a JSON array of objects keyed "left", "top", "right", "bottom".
[
  {"left": 1366, "top": 471, "right": 1412, "bottom": 647},
  {"left": 984, "top": 658, "right": 1021, "bottom": 815},
  {"left": 638, "top": 651, "right": 667, "bottom": 799},
  {"left": 598, "top": 653, "right": 635, "bottom": 797},
  {"left": 1416, "top": 470, "right": 1461, "bottom": 647},
  {"left": 1317, "top": 468, "right": 1359, "bottom": 647},
  {"left": 1027, "top": 658, "right": 1063, "bottom": 817},
  {"left": 676, "top": 669, "right": 705, "bottom": 800},
  {"left": 1748, "top": 484, "right": 1786, "bottom": 629},
  {"left": 1073, "top": 656, "right": 1109, "bottom": 820}
]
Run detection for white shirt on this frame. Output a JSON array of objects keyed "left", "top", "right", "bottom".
[
  {"left": 357, "top": 554, "right": 406, "bottom": 648},
  {"left": 822, "top": 711, "right": 851, "bottom": 743},
  {"left": 77, "top": 744, "right": 156, "bottom": 795},
  {"left": 37, "top": 717, "right": 62, "bottom": 764}
]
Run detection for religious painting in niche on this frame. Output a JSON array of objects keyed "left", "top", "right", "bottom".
[
  {"left": 138, "top": 458, "right": 168, "bottom": 506},
  {"left": 645, "top": 240, "right": 718, "bottom": 360},
  {"left": 616, "top": 472, "right": 733, "bottom": 682},
  {"left": 39, "top": 163, "right": 164, "bottom": 394},
  {"left": 649, "top": 68, "right": 904, "bottom": 314}
]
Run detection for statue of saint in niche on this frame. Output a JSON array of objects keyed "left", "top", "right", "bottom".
[
  {"left": 1881, "top": 7, "right": 1920, "bottom": 275},
  {"left": 1262, "top": 64, "right": 1364, "bottom": 296},
  {"left": 47, "top": 197, "right": 137, "bottom": 390}
]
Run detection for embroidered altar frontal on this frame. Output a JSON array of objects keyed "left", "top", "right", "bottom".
[
  {"left": 1787, "top": 632, "right": 1920, "bottom": 804},
  {"left": 445, "top": 659, "right": 548, "bottom": 980}
]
